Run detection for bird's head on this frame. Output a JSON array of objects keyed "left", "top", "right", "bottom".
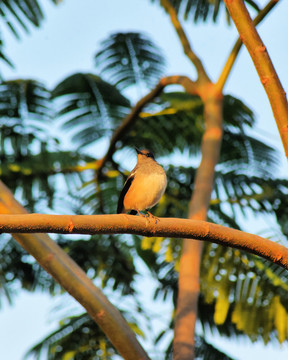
[{"left": 135, "top": 148, "right": 155, "bottom": 161}]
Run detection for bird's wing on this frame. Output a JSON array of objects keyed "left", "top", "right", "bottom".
[{"left": 117, "top": 172, "right": 135, "bottom": 214}]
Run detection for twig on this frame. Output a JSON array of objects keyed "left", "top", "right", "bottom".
[
  {"left": 217, "top": 0, "right": 280, "bottom": 91},
  {"left": 223, "top": 0, "right": 288, "bottom": 159},
  {"left": 0, "top": 213, "right": 288, "bottom": 270}
]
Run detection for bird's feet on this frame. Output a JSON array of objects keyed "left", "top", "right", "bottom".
[{"left": 145, "top": 210, "right": 159, "bottom": 224}]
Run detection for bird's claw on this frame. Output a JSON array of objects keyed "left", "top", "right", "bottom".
[{"left": 145, "top": 211, "right": 159, "bottom": 224}]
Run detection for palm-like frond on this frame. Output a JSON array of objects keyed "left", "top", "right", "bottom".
[
  {"left": 95, "top": 32, "right": 166, "bottom": 90},
  {"left": 52, "top": 73, "right": 130, "bottom": 148},
  {"left": 0, "top": 79, "right": 53, "bottom": 157},
  {"left": 151, "top": 0, "right": 259, "bottom": 23},
  {"left": 195, "top": 336, "right": 236, "bottom": 360},
  {"left": 0, "top": 151, "right": 94, "bottom": 211},
  {"left": 214, "top": 171, "right": 288, "bottom": 219},
  {"left": 25, "top": 313, "right": 116, "bottom": 360},
  {"left": 0, "top": 0, "right": 59, "bottom": 38},
  {"left": 0, "top": 36, "right": 13, "bottom": 68},
  {"left": 26, "top": 309, "right": 145, "bottom": 360},
  {"left": 200, "top": 243, "right": 288, "bottom": 343},
  {"left": 58, "top": 234, "right": 137, "bottom": 295},
  {"left": 152, "top": 241, "right": 288, "bottom": 344},
  {"left": 0, "top": 236, "right": 60, "bottom": 299}
]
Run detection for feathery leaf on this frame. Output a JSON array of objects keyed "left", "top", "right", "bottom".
[{"left": 95, "top": 32, "right": 166, "bottom": 90}]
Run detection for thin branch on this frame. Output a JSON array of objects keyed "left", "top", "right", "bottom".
[
  {"left": 0, "top": 214, "right": 288, "bottom": 270},
  {"left": 217, "top": 0, "right": 280, "bottom": 91},
  {"left": 160, "top": 0, "right": 210, "bottom": 83},
  {"left": 98, "top": 75, "right": 197, "bottom": 172},
  {"left": 0, "top": 181, "right": 150, "bottom": 360},
  {"left": 223, "top": 0, "right": 288, "bottom": 159}
]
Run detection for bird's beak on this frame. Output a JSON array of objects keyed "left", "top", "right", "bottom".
[{"left": 135, "top": 147, "right": 142, "bottom": 155}]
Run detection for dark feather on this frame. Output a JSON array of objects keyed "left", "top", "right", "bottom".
[{"left": 117, "top": 174, "right": 135, "bottom": 213}]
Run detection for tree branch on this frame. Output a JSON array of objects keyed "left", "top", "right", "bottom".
[
  {"left": 223, "top": 0, "right": 288, "bottom": 159},
  {"left": 173, "top": 85, "right": 223, "bottom": 359},
  {"left": 0, "top": 181, "right": 150, "bottom": 360},
  {"left": 217, "top": 0, "right": 280, "bottom": 91},
  {"left": 0, "top": 213, "right": 287, "bottom": 270},
  {"left": 160, "top": 0, "right": 210, "bottom": 83}
]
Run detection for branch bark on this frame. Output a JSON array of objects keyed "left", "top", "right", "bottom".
[
  {"left": 217, "top": 0, "right": 280, "bottom": 91},
  {"left": 0, "top": 181, "right": 150, "bottom": 360},
  {"left": 173, "top": 85, "right": 223, "bottom": 359},
  {"left": 157, "top": 2, "right": 223, "bottom": 357},
  {"left": 223, "top": 0, "right": 288, "bottom": 159},
  {"left": 160, "top": 0, "right": 210, "bottom": 83},
  {"left": 0, "top": 214, "right": 287, "bottom": 270}
]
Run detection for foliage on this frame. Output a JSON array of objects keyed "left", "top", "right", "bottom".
[
  {"left": 0, "top": 0, "right": 59, "bottom": 38},
  {"left": 95, "top": 32, "right": 166, "bottom": 90},
  {"left": 0, "top": 0, "right": 59, "bottom": 70},
  {"left": 25, "top": 313, "right": 116, "bottom": 360},
  {"left": 0, "top": 2, "right": 287, "bottom": 359},
  {"left": 52, "top": 73, "right": 131, "bottom": 148}
]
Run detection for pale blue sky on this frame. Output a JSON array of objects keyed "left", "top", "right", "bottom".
[{"left": 0, "top": 0, "right": 287, "bottom": 359}]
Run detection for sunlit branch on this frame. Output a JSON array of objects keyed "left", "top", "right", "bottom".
[
  {"left": 217, "top": 0, "right": 280, "bottom": 91},
  {"left": 0, "top": 180, "right": 150, "bottom": 360},
  {"left": 223, "top": 0, "right": 288, "bottom": 159},
  {"left": 160, "top": 0, "right": 210, "bottom": 83},
  {"left": 0, "top": 213, "right": 288, "bottom": 271},
  {"left": 173, "top": 87, "right": 223, "bottom": 359}
]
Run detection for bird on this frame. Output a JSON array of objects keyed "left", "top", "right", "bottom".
[{"left": 117, "top": 148, "right": 167, "bottom": 218}]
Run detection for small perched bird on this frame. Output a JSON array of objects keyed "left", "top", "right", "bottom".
[{"left": 117, "top": 148, "right": 167, "bottom": 217}]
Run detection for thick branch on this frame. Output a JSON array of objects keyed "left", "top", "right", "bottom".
[
  {"left": 98, "top": 75, "right": 197, "bottom": 171},
  {"left": 0, "top": 181, "right": 150, "bottom": 360},
  {"left": 173, "top": 86, "right": 223, "bottom": 359},
  {"left": 0, "top": 214, "right": 288, "bottom": 270},
  {"left": 160, "top": 0, "right": 210, "bottom": 83},
  {"left": 217, "top": 0, "right": 280, "bottom": 91},
  {"left": 223, "top": 0, "right": 288, "bottom": 159}
]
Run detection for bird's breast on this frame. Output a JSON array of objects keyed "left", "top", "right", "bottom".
[{"left": 123, "top": 171, "right": 167, "bottom": 211}]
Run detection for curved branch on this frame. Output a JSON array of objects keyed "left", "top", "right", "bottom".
[
  {"left": 0, "top": 213, "right": 288, "bottom": 270},
  {"left": 223, "top": 0, "right": 288, "bottom": 159},
  {"left": 217, "top": 0, "right": 280, "bottom": 91},
  {"left": 0, "top": 181, "right": 150, "bottom": 360},
  {"left": 98, "top": 75, "right": 197, "bottom": 172},
  {"left": 160, "top": 0, "right": 210, "bottom": 83}
]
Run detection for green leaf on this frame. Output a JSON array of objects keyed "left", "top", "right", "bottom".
[
  {"left": 0, "top": 0, "right": 59, "bottom": 38},
  {"left": 0, "top": 149, "right": 94, "bottom": 212},
  {"left": 58, "top": 235, "right": 137, "bottom": 295},
  {"left": 25, "top": 313, "right": 115, "bottom": 360},
  {"left": 53, "top": 73, "right": 130, "bottom": 148},
  {"left": 0, "top": 79, "right": 53, "bottom": 161},
  {"left": 95, "top": 32, "right": 166, "bottom": 90},
  {"left": 199, "top": 242, "right": 288, "bottom": 343}
]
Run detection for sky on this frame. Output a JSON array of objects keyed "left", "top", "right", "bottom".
[{"left": 0, "top": 0, "right": 287, "bottom": 359}]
